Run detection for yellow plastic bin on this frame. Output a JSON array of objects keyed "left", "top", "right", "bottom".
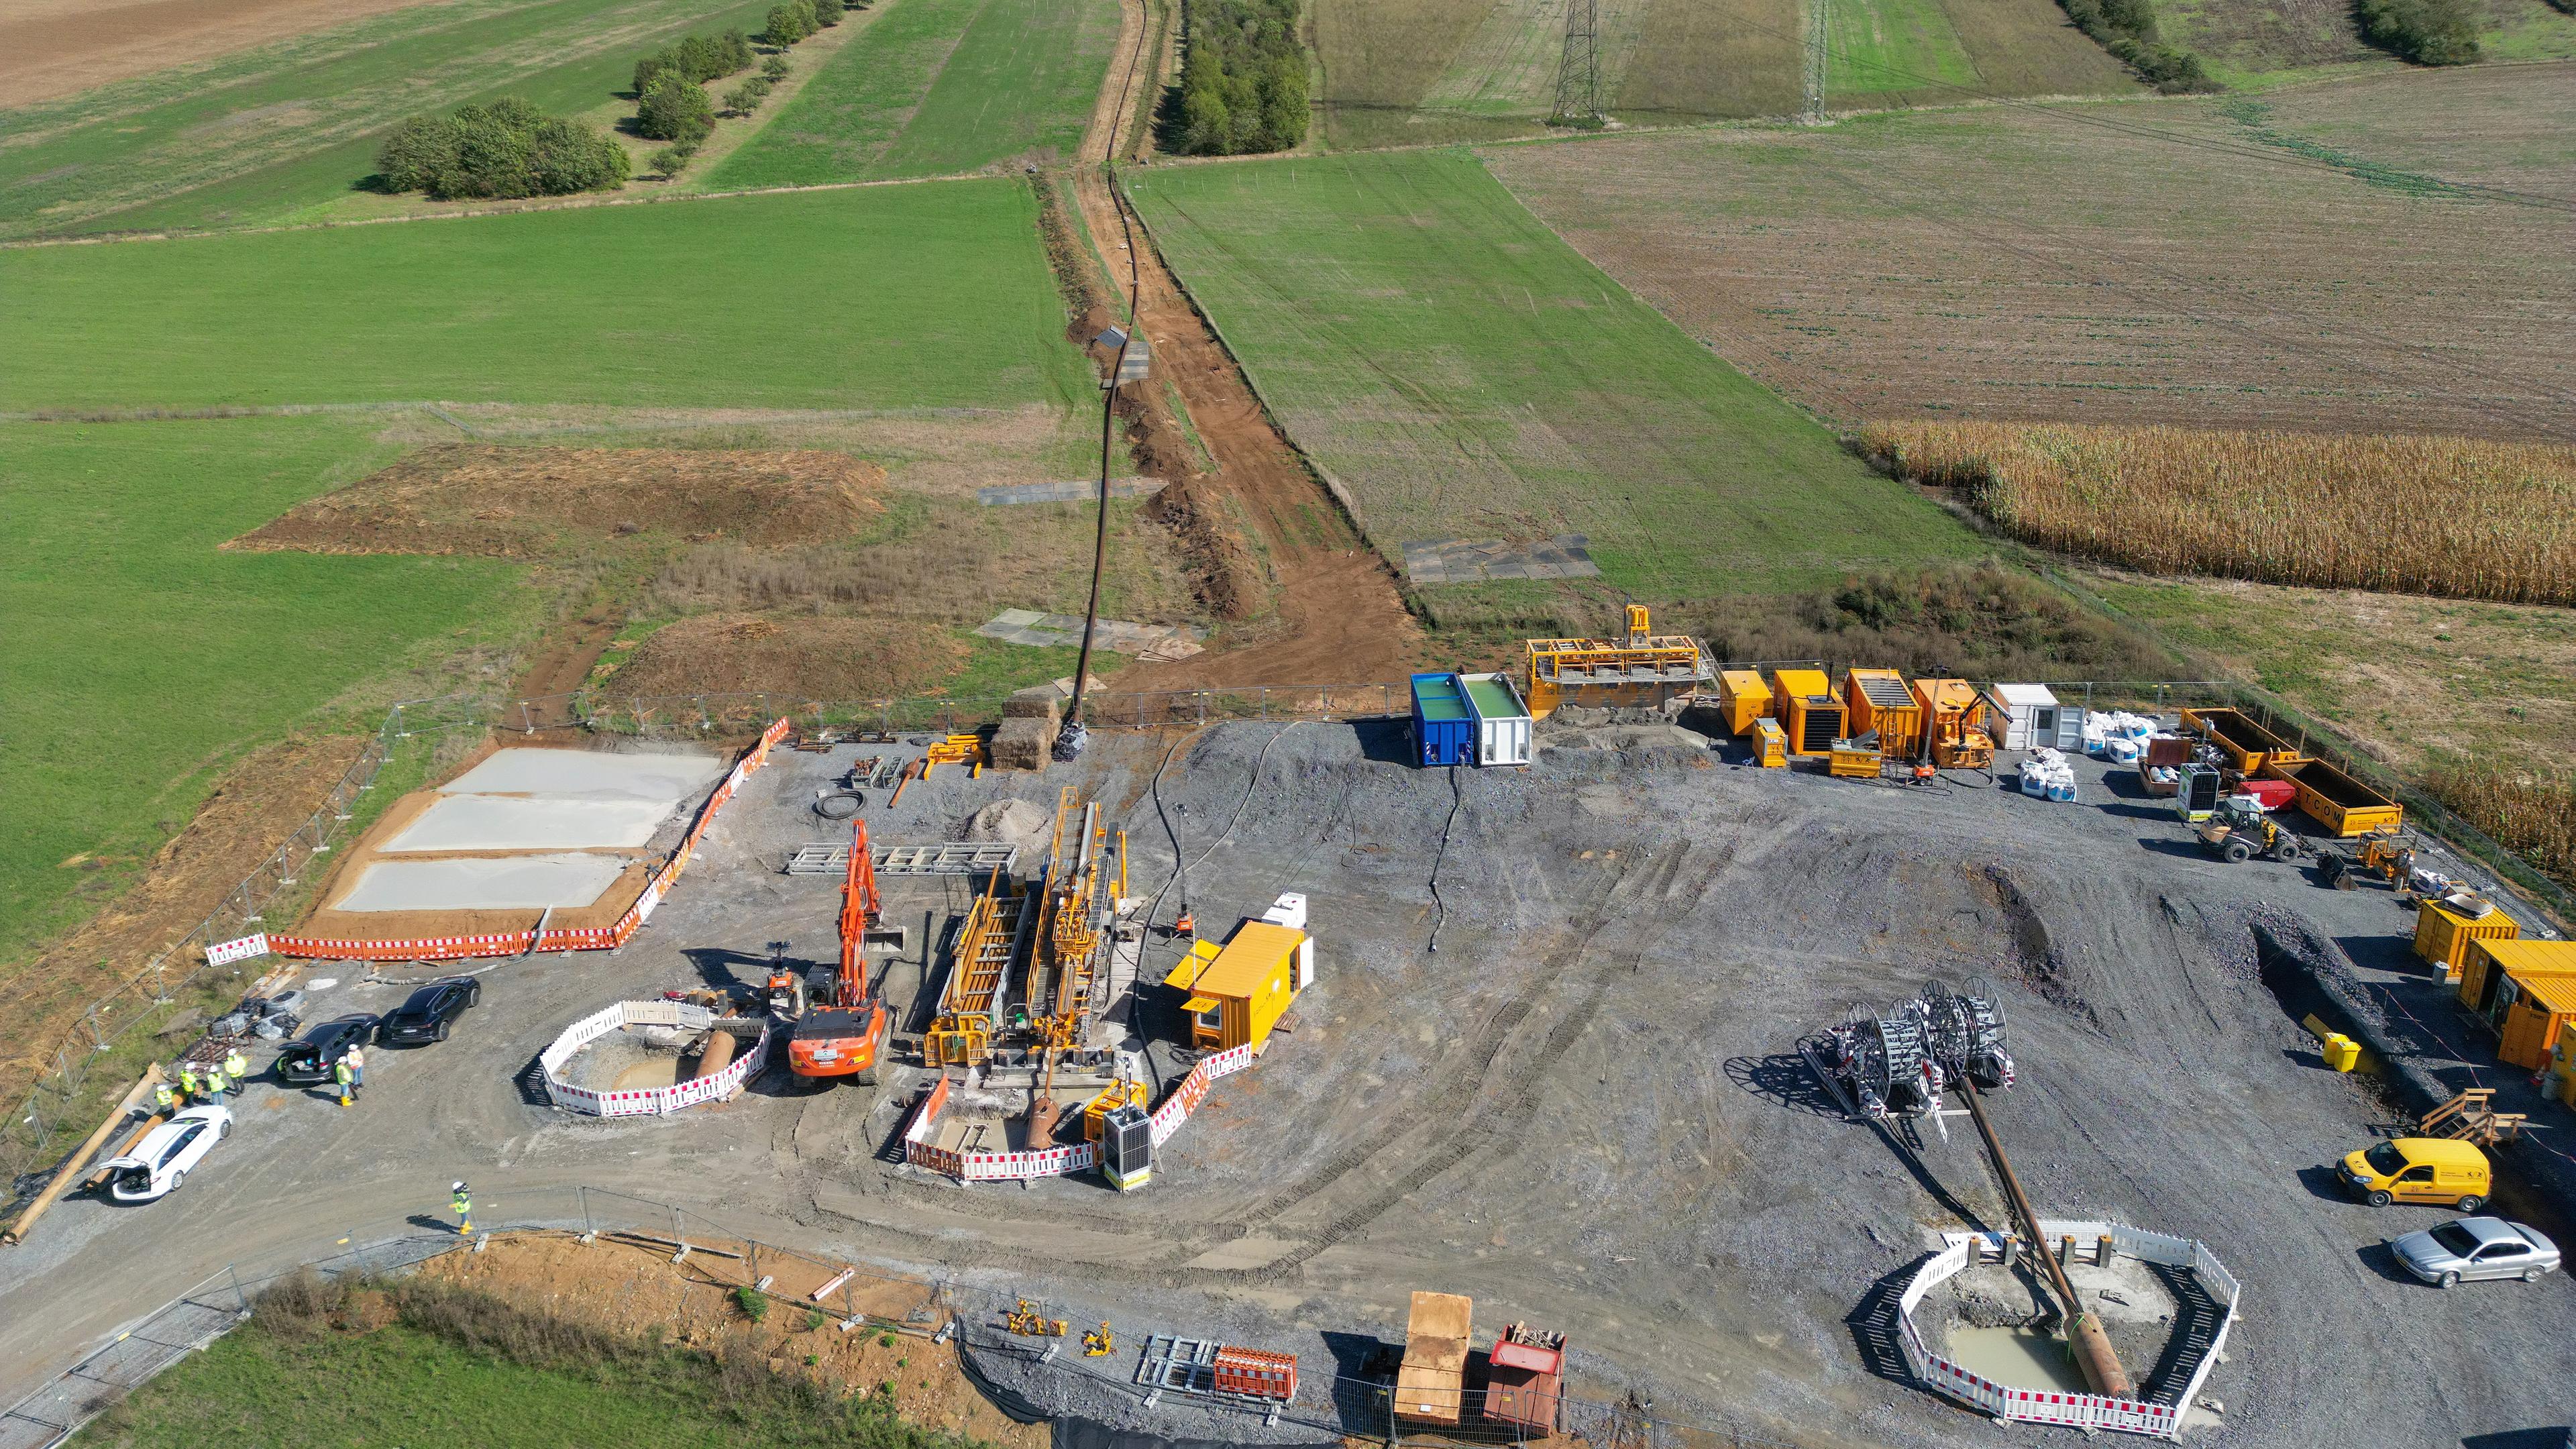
[{"left": 2320, "top": 1034, "right": 2362, "bottom": 1073}]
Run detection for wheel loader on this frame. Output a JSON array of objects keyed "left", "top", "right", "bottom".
[{"left": 2196, "top": 797, "right": 2310, "bottom": 864}]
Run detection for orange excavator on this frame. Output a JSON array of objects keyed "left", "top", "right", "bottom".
[{"left": 788, "top": 821, "right": 893, "bottom": 1085}]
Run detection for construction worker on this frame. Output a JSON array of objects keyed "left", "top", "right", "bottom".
[
  {"left": 201, "top": 1061, "right": 230, "bottom": 1106},
  {"left": 223, "top": 1046, "right": 250, "bottom": 1087},
  {"left": 176, "top": 1063, "right": 201, "bottom": 1107},
  {"left": 333, "top": 1057, "right": 356, "bottom": 1108},
  {"left": 344, "top": 1044, "right": 366, "bottom": 1099},
  {"left": 451, "top": 1181, "right": 474, "bottom": 1236},
  {"left": 151, "top": 1081, "right": 177, "bottom": 1114}
]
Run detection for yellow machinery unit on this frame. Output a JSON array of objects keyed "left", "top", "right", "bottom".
[
  {"left": 2414, "top": 898, "right": 2517, "bottom": 977},
  {"left": 1827, "top": 742, "right": 1882, "bottom": 780},
  {"left": 1523, "top": 606, "right": 1712, "bottom": 720},
  {"left": 1769, "top": 667, "right": 1844, "bottom": 757},
  {"left": 1843, "top": 669, "right": 1923, "bottom": 758},
  {"left": 1913, "top": 678, "right": 1993, "bottom": 770},
  {"left": 1163, "top": 909, "right": 1309, "bottom": 1055},
  {"left": 924, "top": 872, "right": 1030, "bottom": 1068},
  {"left": 1024, "top": 788, "right": 1125, "bottom": 1057},
  {"left": 1715, "top": 669, "right": 1772, "bottom": 735},
  {"left": 1750, "top": 716, "right": 1788, "bottom": 767},
  {"left": 1081, "top": 1078, "right": 1150, "bottom": 1142}
]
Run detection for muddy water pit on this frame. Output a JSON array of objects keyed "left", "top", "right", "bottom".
[
  {"left": 1919, "top": 1249, "right": 2180, "bottom": 1394},
  {"left": 558, "top": 1024, "right": 736, "bottom": 1093}
]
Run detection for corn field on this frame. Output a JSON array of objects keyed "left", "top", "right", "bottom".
[
  {"left": 2426, "top": 761, "right": 2576, "bottom": 890},
  {"left": 1861, "top": 422, "right": 2576, "bottom": 606}
]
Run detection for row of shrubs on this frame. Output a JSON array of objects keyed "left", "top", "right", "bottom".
[
  {"left": 2357, "top": 0, "right": 2481, "bottom": 64},
  {"left": 2055, "top": 0, "right": 2214, "bottom": 91},
  {"left": 1171, "top": 0, "right": 1308, "bottom": 156},
  {"left": 374, "top": 0, "right": 843, "bottom": 200}
]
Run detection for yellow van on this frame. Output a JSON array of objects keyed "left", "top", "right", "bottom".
[{"left": 2339, "top": 1137, "right": 2490, "bottom": 1210}]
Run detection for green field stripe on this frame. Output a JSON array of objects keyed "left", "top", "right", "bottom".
[
  {"left": 1125, "top": 149, "right": 1978, "bottom": 604},
  {"left": 1, "top": 184, "right": 1091, "bottom": 414},
  {"left": 0, "top": 0, "right": 769, "bottom": 240}
]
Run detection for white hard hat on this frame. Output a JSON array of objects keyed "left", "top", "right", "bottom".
[{"left": 452, "top": 1180, "right": 467, "bottom": 1191}]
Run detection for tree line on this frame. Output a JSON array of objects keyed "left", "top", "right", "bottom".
[
  {"left": 2053, "top": 0, "right": 2212, "bottom": 91},
  {"left": 374, "top": 1, "right": 846, "bottom": 199},
  {"left": 1171, "top": 0, "right": 1308, "bottom": 156}
]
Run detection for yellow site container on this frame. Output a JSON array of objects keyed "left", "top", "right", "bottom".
[
  {"left": 2260, "top": 757, "right": 2403, "bottom": 838},
  {"left": 1828, "top": 743, "right": 1882, "bottom": 780},
  {"left": 2414, "top": 900, "right": 2518, "bottom": 976},
  {"left": 1843, "top": 669, "right": 1924, "bottom": 757},
  {"left": 2498, "top": 971, "right": 2576, "bottom": 1071},
  {"left": 2459, "top": 938, "right": 2576, "bottom": 1018},
  {"left": 1716, "top": 670, "right": 1772, "bottom": 735},
  {"left": 1750, "top": 716, "right": 1788, "bottom": 767},
  {"left": 1163, "top": 920, "right": 1304, "bottom": 1054},
  {"left": 1770, "top": 668, "right": 1843, "bottom": 756}
]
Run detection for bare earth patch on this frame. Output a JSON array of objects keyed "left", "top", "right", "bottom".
[
  {"left": 0, "top": 0, "right": 443, "bottom": 107},
  {"left": 605, "top": 614, "right": 973, "bottom": 700},
  {"left": 231, "top": 445, "right": 888, "bottom": 557}
]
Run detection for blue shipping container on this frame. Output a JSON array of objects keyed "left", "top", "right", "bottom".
[{"left": 1411, "top": 672, "right": 1474, "bottom": 767}]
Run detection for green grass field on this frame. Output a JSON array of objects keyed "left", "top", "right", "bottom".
[
  {"left": 2161, "top": 0, "right": 2576, "bottom": 89},
  {"left": 1827, "top": 0, "right": 1983, "bottom": 98},
  {"left": 705, "top": 0, "right": 1119, "bottom": 187},
  {"left": 0, "top": 0, "right": 775, "bottom": 240},
  {"left": 0, "top": 415, "right": 531, "bottom": 964},
  {"left": 2, "top": 184, "right": 1091, "bottom": 413},
  {"left": 1124, "top": 149, "right": 1980, "bottom": 615}
]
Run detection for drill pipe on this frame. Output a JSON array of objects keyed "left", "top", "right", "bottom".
[{"left": 1961, "top": 1081, "right": 2135, "bottom": 1399}]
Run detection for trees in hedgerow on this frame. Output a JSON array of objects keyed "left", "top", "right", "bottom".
[
  {"left": 636, "top": 71, "right": 718, "bottom": 144},
  {"left": 635, "top": 30, "right": 754, "bottom": 95},
  {"left": 374, "top": 97, "right": 629, "bottom": 199},
  {"left": 765, "top": 0, "right": 820, "bottom": 44},
  {"left": 1173, "top": 0, "right": 1308, "bottom": 155}
]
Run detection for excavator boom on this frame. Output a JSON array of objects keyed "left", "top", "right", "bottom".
[{"left": 790, "top": 820, "right": 889, "bottom": 1081}]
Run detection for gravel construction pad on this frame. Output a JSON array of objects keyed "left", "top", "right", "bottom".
[
  {"left": 14, "top": 724, "right": 2576, "bottom": 1449},
  {"left": 438, "top": 747, "right": 724, "bottom": 802},
  {"left": 331, "top": 853, "right": 628, "bottom": 912},
  {"left": 382, "top": 796, "right": 671, "bottom": 853}
]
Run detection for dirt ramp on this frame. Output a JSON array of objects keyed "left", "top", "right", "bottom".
[{"left": 229, "top": 445, "right": 885, "bottom": 557}]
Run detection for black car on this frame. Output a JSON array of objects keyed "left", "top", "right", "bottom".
[
  {"left": 378, "top": 978, "right": 480, "bottom": 1045},
  {"left": 273, "top": 1014, "right": 380, "bottom": 1084}
]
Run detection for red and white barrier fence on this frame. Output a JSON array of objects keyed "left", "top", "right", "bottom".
[
  {"left": 900, "top": 1041, "right": 1260, "bottom": 1183},
  {"left": 539, "top": 998, "right": 771, "bottom": 1118},
  {"left": 209, "top": 720, "right": 791, "bottom": 967},
  {"left": 1894, "top": 1220, "right": 2233, "bottom": 1438}
]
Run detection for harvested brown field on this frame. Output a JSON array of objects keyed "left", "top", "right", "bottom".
[
  {"left": 2427, "top": 761, "right": 2576, "bottom": 890},
  {"left": 604, "top": 615, "right": 972, "bottom": 700},
  {"left": 231, "top": 446, "right": 886, "bottom": 558},
  {"left": 1866, "top": 421, "right": 2576, "bottom": 605},
  {"left": 1485, "top": 68, "right": 2576, "bottom": 437}
]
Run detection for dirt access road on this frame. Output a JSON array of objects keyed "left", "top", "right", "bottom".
[{"left": 1069, "top": 0, "right": 1425, "bottom": 690}]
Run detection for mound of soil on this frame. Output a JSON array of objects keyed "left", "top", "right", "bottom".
[
  {"left": 230, "top": 445, "right": 885, "bottom": 558},
  {"left": 604, "top": 615, "right": 968, "bottom": 700}
]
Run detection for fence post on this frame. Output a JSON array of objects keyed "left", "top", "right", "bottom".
[
  {"left": 229, "top": 1263, "right": 250, "bottom": 1316},
  {"left": 579, "top": 1185, "right": 593, "bottom": 1239},
  {"left": 521, "top": 701, "right": 533, "bottom": 733}
]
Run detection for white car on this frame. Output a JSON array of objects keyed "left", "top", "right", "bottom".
[{"left": 98, "top": 1104, "right": 232, "bottom": 1202}]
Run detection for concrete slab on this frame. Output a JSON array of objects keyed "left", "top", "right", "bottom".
[
  {"left": 439, "top": 749, "right": 722, "bottom": 804},
  {"left": 331, "top": 854, "right": 627, "bottom": 912},
  {"left": 383, "top": 796, "right": 670, "bottom": 853}
]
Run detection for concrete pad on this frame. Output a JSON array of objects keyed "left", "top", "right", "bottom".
[
  {"left": 439, "top": 749, "right": 722, "bottom": 804},
  {"left": 383, "top": 796, "right": 670, "bottom": 853},
  {"left": 332, "top": 854, "right": 628, "bottom": 912}
]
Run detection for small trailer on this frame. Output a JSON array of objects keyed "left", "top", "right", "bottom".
[
  {"left": 2260, "top": 756, "right": 2402, "bottom": 837},
  {"left": 2181, "top": 706, "right": 2305, "bottom": 775}
]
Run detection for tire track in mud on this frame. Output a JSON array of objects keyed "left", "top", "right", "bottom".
[{"left": 1218, "top": 839, "right": 1735, "bottom": 1282}]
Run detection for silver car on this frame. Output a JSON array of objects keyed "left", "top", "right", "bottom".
[{"left": 2391, "top": 1216, "right": 2561, "bottom": 1288}]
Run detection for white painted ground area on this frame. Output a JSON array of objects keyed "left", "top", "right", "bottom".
[
  {"left": 383, "top": 796, "right": 670, "bottom": 853},
  {"left": 439, "top": 749, "right": 722, "bottom": 803},
  {"left": 332, "top": 854, "right": 630, "bottom": 912}
]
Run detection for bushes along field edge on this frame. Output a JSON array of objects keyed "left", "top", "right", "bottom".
[
  {"left": 2355, "top": 0, "right": 2482, "bottom": 64},
  {"left": 634, "top": 30, "right": 755, "bottom": 97},
  {"left": 1861, "top": 420, "right": 2576, "bottom": 607},
  {"left": 374, "top": 98, "right": 629, "bottom": 200},
  {"left": 1172, "top": 0, "right": 1310, "bottom": 155},
  {"left": 2053, "top": 0, "right": 2215, "bottom": 91}
]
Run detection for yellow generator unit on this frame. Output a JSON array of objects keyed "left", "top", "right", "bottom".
[
  {"left": 1913, "top": 678, "right": 1993, "bottom": 770},
  {"left": 1769, "top": 667, "right": 1843, "bottom": 756},
  {"left": 1828, "top": 742, "right": 1882, "bottom": 780},
  {"left": 1750, "top": 716, "right": 1788, "bottom": 767},
  {"left": 1521, "top": 606, "right": 1712, "bottom": 720},
  {"left": 1716, "top": 670, "right": 1772, "bottom": 735},
  {"left": 1080, "top": 1078, "right": 1150, "bottom": 1142},
  {"left": 1843, "top": 669, "right": 1923, "bottom": 758}
]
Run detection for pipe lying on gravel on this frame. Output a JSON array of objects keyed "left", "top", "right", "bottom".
[
  {"left": 1962, "top": 1081, "right": 2135, "bottom": 1399},
  {"left": 4, "top": 1064, "right": 166, "bottom": 1246},
  {"left": 694, "top": 1029, "right": 737, "bottom": 1078}
]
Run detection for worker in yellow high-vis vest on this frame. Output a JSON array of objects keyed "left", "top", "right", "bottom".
[{"left": 451, "top": 1181, "right": 474, "bottom": 1236}]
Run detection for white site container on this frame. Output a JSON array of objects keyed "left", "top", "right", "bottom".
[
  {"left": 1458, "top": 672, "right": 1533, "bottom": 767},
  {"left": 1986, "top": 683, "right": 2082, "bottom": 753},
  {"left": 1262, "top": 892, "right": 1314, "bottom": 985}
]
